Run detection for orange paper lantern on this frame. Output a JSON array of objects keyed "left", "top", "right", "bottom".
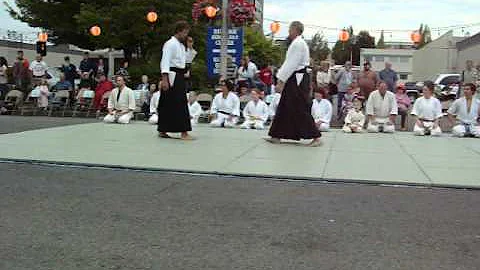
[
  {"left": 146, "top": 11, "right": 158, "bottom": 23},
  {"left": 410, "top": 31, "right": 421, "bottom": 43},
  {"left": 38, "top": 32, "right": 48, "bottom": 42},
  {"left": 204, "top": 6, "right": 217, "bottom": 18},
  {"left": 90, "top": 25, "right": 101, "bottom": 36},
  {"left": 270, "top": 21, "right": 280, "bottom": 34},
  {"left": 339, "top": 29, "right": 350, "bottom": 42}
]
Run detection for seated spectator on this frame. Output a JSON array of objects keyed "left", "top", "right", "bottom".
[
  {"left": 104, "top": 75, "right": 136, "bottom": 124},
  {"left": 137, "top": 75, "right": 150, "bottom": 91},
  {"left": 143, "top": 83, "right": 157, "bottom": 121},
  {"left": 77, "top": 72, "right": 91, "bottom": 101},
  {"left": 53, "top": 73, "right": 73, "bottom": 92},
  {"left": 366, "top": 81, "right": 398, "bottom": 133},
  {"left": 93, "top": 73, "right": 114, "bottom": 111},
  {"left": 341, "top": 81, "right": 361, "bottom": 119},
  {"left": 343, "top": 97, "right": 366, "bottom": 133},
  {"left": 32, "top": 79, "right": 50, "bottom": 109},
  {"left": 411, "top": 81, "right": 443, "bottom": 136},
  {"left": 241, "top": 89, "right": 269, "bottom": 130},
  {"left": 188, "top": 91, "right": 203, "bottom": 126},
  {"left": 395, "top": 84, "right": 411, "bottom": 131},
  {"left": 148, "top": 84, "right": 161, "bottom": 125},
  {"left": 311, "top": 88, "right": 333, "bottom": 132},
  {"left": 448, "top": 83, "right": 480, "bottom": 137},
  {"left": 210, "top": 79, "right": 240, "bottom": 128},
  {"left": 268, "top": 85, "right": 281, "bottom": 120}
]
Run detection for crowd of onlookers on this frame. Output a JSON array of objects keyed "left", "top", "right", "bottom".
[{"left": 1, "top": 49, "right": 479, "bottom": 138}]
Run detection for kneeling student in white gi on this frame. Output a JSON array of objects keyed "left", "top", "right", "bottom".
[
  {"left": 343, "top": 97, "right": 366, "bottom": 133},
  {"left": 104, "top": 75, "right": 136, "bottom": 124},
  {"left": 366, "top": 81, "right": 398, "bottom": 133},
  {"left": 210, "top": 79, "right": 240, "bottom": 128},
  {"left": 448, "top": 83, "right": 480, "bottom": 138},
  {"left": 311, "top": 88, "right": 332, "bottom": 132},
  {"left": 411, "top": 81, "right": 443, "bottom": 136},
  {"left": 148, "top": 82, "right": 161, "bottom": 125},
  {"left": 241, "top": 89, "right": 269, "bottom": 129},
  {"left": 188, "top": 91, "right": 203, "bottom": 126},
  {"left": 268, "top": 85, "right": 281, "bottom": 120}
]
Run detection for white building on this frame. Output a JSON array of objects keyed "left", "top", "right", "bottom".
[
  {"left": 360, "top": 48, "right": 415, "bottom": 82},
  {"left": 412, "top": 31, "right": 465, "bottom": 81},
  {"left": 456, "top": 32, "right": 480, "bottom": 71}
]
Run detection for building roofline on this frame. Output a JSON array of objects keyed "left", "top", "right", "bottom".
[
  {"left": 0, "top": 39, "right": 85, "bottom": 55},
  {"left": 456, "top": 31, "right": 480, "bottom": 51}
]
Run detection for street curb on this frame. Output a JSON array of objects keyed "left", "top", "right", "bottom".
[{"left": 0, "top": 158, "right": 478, "bottom": 191}]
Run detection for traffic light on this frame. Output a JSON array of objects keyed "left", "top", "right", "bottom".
[{"left": 36, "top": 41, "right": 47, "bottom": 56}]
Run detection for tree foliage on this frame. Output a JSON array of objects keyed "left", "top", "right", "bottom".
[
  {"left": 377, "top": 30, "right": 386, "bottom": 49},
  {"left": 243, "top": 27, "right": 282, "bottom": 68},
  {"left": 331, "top": 27, "right": 375, "bottom": 66},
  {"left": 417, "top": 23, "right": 432, "bottom": 49},
  {"left": 308, "top": 32, "right": 331, "bottom": 65}
]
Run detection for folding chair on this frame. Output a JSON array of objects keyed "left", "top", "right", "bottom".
[
  {"left": 4, "top": 90, "right": 24, "bottom": 115},
  {"left": 133, "top": 90, "right": 148, "bottom": 120},
  {"left": 48, "top": 90, "right": 71, "bottom": 117},
  {"left": 20, "top": 88, "right": 41, "bottom": 116},
  {"left": 72, "top": 90, "right": 96, "bottom": 117}
]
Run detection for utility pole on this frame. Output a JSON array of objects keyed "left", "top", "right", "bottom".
[{"left": 220, "top": 0, "right": 228, "bottom": 78}]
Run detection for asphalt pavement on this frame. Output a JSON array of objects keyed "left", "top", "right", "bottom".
[{"left": 0, "top": 116, "right": 479, "bottom": 270}]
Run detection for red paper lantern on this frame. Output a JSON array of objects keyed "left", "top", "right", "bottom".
[
  {"left": 270, "top": 21, "right": 280, "bottom": 34},
  {"left": 146, "top": 11, "right": 158, "bottom": 23},
  {"left": 339, "top": 29, "right": 350, "bottom": 42},
  {"left": 204, "top": 6, "right": 217, "bottom": 18},
  {"left": 90, "top": 25, "right": 101, "bottom": 36},
  {"left": 411, "top": 31, "right": 421, "bottom": 43},
  {"left": 38, "top": 32, "right": 48, "bottom": 42}
]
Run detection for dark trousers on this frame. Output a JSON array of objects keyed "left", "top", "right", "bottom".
[
  {"left": 337, "top": 92, "right": 346, "bottom": 116},
  {"left": 398, "top": 108, "right": 408, "bottom": 128}
]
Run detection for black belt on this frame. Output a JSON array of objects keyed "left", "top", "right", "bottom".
[
  {"left": 170, "top": 67, "right": 186, "bottom": 74},
  {"left": 218, "top": 110, "right": 234, "bottom": 116},
  {"left": 294, "top": 68, "right": 307, "bottom": 74},
  {"left": 420, "top": 119, "right": 435, "bottom": 122}
]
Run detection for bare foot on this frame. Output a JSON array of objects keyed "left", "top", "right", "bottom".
[
  {"left": 158, "top": 132, "right": 171, "bottom": 138},
  {"left": 264, "top": 137, "right": 281, "bottom": 144},
  {"left": 181, "top": 134, "right": 194, "bottom": 141},
  {"left": 400, "top": 127, "right": 407, "bottom": 131},
  {"left": 308, "top": 138, "right": 323, "bottom": 147}
]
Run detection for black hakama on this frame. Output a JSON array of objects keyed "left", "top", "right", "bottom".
[
  {"left": 268, "top": 69, "right": 321, "bottom": 140},
  {"left": 157, "top": 67, "right": 192, "bottom": 133}
]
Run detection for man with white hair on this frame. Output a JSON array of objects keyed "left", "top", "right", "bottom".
[
  {"left": 104, "top": 75, "right": 136, "bottom": 124},
  {"left": 265, "top": 21, "right": 322, "bottom": 146},
  {"left": 366, "top": 81, "right": 398, "bottom": 133}
]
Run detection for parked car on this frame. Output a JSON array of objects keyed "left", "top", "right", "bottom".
[
  {"left": 405, "top": 81, "right": 422, "bottom": 101},
  {"left": 415, "top": 74, "right": 461, "bottom": 101}
]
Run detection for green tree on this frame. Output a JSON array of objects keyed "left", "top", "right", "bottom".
[
  {"left": 6, "top": 0, "right": 193, "bottom": 60},
  {"left": 332, "top": 27, "right": 375, "bottom": 66},
  {"left": 377, "top": 30, "right": 386, "bottom": 49},
  {"left": 308, "top": 32, "right": 331, "bottom": 65},
  {"left": 243, "top": 27, "right": 282, "bottom": 68},
  {"left": 417, "top": 24, "right": 432, "bottom": 49}
]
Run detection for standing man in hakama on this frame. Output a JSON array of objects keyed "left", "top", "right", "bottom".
[
  {"left": 265, "top": 21, "right": 322, "bottom": 147},
  {"left": 157, "top": 21, "right": 193, "bottom": 140}
]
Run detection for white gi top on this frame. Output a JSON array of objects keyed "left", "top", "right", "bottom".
[
  {"left": 29, "top": 60, "right": 48, "bottom": 77},
  {"left": 345, "top": 109, "right": 366, "bottom": 126},
  {"left": 366, "top": 90, "right": 398, "bottom": 117},
  {"left": 188, "top": 101, "right": 203, "bottom": 118},
  {"left": 243, "top": 100, "right": 269, "bottom": 122},
  {"left": 149, "top": 91, "right": 161, "bottom": 114},
  {"left": 186, "top": 48, "right": 197, "bottom": 64},
  {"left": 411, "top": 97, "right": 443, "bottom": 120},
  {"left": 311, "top": 99, "right": 333, "bottom": 124},
  {"left": 108, "top": 86, "right": 136, "bottom": 112},
  {"left": 277, "top": 36, "right": 310, "bottom": 83},
  {"left": 211, "top": 92, "right": 240, "bottom": 116},
  {"left": 448, "top": 97, "right": 480, "bottom": 124},
  {"left": 161, "top": 36, "right": 186, "bottom": 74}
]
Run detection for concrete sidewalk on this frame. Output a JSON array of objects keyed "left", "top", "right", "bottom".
[{"left": 0, "top": 122, "right": 479, "bottom": 188}]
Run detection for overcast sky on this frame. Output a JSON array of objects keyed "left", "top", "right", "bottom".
[{"left": 1, "top": 0, "right": 479, "bottom": 43}]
